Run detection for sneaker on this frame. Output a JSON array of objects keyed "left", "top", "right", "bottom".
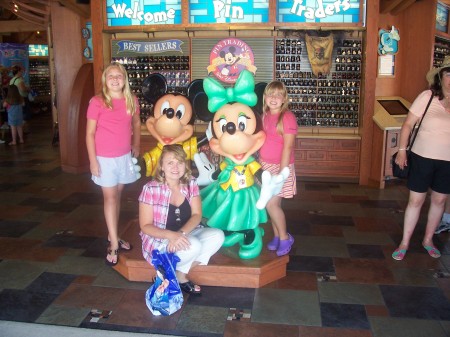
[
  {"left": 0, "top": 139, "right": 4, "bottom": 144},
  {"left": 435, "top": 220, "right": 450, "bottom": 234}
]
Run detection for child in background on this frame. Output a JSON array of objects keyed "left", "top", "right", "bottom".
[
  {"left": 259, "top": 81, "right": 298, "bottom": 256},
  {"left": 2, "top": 84, "right": 24, "bottom": 145},
  {"left": 86, "top": 62, "right": 141, "bottom": 266}
]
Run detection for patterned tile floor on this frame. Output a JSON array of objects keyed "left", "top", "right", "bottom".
[{"left": 0, "top": 112, "right": 450, "bottom": 337}]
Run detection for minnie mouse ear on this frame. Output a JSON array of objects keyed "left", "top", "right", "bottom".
[
  {"left": 254, "top": 82, "right": 267, "bottom": 115},
  {"left": 141, "top": 73, "right": 167, "bottom": 105}
]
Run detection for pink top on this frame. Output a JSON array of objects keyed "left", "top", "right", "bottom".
[
  {"left": 259, "top": 110, "right": 298, "bottom": 164},
  {"left": 86, "top": 96, "right": 137, "bottom": 158},
  {"left": 409, "top": 90, "right": 450, "bottom": 161}
]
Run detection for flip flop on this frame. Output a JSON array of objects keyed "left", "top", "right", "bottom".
[
  {"left": 108, "top": 238, "right": 132, "bottom": 251},
  {"left": 105, "top": 247, "right": 119, "bottom": 266},
  {"left": 179, "top": 281, "right": 202, "bottom": 296},
  {"left": 392, "top": 247, "right": 407, "bottom": 261},
  {"left": 423, "top": 245, "right": 441, "bottom": 258}
]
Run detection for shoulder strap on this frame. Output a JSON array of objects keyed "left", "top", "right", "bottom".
[{"left": 408, "top": 93, "right": 433, "bottom": 150}]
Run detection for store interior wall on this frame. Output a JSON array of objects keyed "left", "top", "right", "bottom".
[{"left": 375, "top": 0, "right": 436, "bottom": 102}]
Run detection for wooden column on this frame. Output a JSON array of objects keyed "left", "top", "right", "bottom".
[
  {"left": 50, "top": 2, "right": 86, "bottom": 173},
  {"left": 359, "top": 0, "right": 380, "bottom": 185}
]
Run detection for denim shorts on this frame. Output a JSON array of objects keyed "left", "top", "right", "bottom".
[
  {"left": 91, "top": 152, "right": 138, "bottom": 187},
  {"left": 407, "top": 152, "right": 450, "bottom": 194}
]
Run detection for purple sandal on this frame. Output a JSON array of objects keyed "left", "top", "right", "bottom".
[
  {"left": 276, "top": 234, "right": 294, "bottom": 256},
  {"left": 267, "top": 237, "right": 280, "bottom": 251}
]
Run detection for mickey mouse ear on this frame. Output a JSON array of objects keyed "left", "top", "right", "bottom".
[
  {"left": 141, "top": 73, "right": 167, "bottom": 104},
  {"left": 187, "top": 79, "right": 204, "bottom": 100},
  {"left": 254, "top": 82, "right": 267, "bottom": 115}
]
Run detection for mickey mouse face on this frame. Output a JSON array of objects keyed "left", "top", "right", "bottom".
[
  {"left": 223, "top": 51, "right": 237, "bottom": 65},
  {"left": 147, "top": 94, "right": 194, "bottom": 145}
]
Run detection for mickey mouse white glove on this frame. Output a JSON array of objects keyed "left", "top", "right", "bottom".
[
  {"left": 256, "top": 167, "right": 290, "bottom": 210},
  {"left": 194, "top": 152, "right": 215, "bottom": 186},
  {"left": 132, "top": 157, "right": 141, "bottom": 180}
]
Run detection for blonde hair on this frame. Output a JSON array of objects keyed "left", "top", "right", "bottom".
[
  {"left": 154, "top": 144, "right": 191, "bottom": 185},
  {"left": 100, "top": 62, "right": 136, "bottom": 115},
  {"left": 262, "top": 81, "right": 289, "bottom": 134}
]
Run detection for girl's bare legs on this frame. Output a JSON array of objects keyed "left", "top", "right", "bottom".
[
  {"left": 9, "top": 125, "right": 17, "bottom": 145},
  {"left": 266, "top": 195, "right": 288, "bottom": 240},
  {"left": 17, "top": 125, "right": 24, "bottom": 143},
  {"left": 102, "top": 184, "right": 124, "bottom": 264}
]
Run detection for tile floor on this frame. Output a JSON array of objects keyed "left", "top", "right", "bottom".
[{"left": 0, "top": 112, "right": 450, "bottom": 337}]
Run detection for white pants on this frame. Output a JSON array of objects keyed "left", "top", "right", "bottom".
[{"left": 175, "top": 227, "right": 224, "bottom": 274}]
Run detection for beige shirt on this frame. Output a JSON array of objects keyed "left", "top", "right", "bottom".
[{"left": 410, "top": 90, "right": 450, "bottom": 161}]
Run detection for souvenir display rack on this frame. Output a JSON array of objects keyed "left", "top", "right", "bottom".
[
  {"left": 111, "top": 55, "right": 190, "bottom": 123},
  {"left": 433, "top": 36, "right": 450, "bottom": 68},
  {"left": 275, "top": 36, "right": 362, "bottom": 128},
  {"left": 29, "top": 58, "right": 51, "bottom": 100}
]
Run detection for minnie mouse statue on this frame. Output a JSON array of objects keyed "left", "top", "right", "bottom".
[{"left": 193, "top": 70, "right": 288, "bottom": 259}]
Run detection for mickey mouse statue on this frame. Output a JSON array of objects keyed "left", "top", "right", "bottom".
[
  {"left": 193, "top": 70, "right": 288, "bottom": 259},
  {"left": 140, "top": 74, "right": 209, "bottom": 177}
]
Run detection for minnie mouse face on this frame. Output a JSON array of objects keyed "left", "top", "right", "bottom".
[
  {"left": 147, "top": 94, "right": 194, "bottom": 145},
  {"left": 209, "top": 102, "right": 265, "bottom": 165}
]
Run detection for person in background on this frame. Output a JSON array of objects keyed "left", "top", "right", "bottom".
[
  {"left": 9, "top": 65, "right": 30, "bottom": 122},
  {"left": 2, "top": 84, "right": 24, "bottom": 145},
  {"left": 139, "top": 144, "right": 224, "bottom": 296},
  {"left": 435, "top": 198, "right": 450, "bottom": 234},
  {"left": 86, "top": 62, "right": 141, "bottom": 266},
  {"left": 392, "top": 56, "right": 450, "bottom": 260},
  {"left": 259, "top": 80, "right": 298, "bottom": 257}
]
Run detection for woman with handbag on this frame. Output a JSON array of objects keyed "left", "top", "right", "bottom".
[
  {"left": 392, "top": 56, "right": 450, "bottom": 261},
  {"left": 139, "top": 144, "right": 224, "bottom": 295}
]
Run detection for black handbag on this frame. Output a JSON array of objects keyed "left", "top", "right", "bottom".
[{"left": 392, "top": 94, "right": 434, "bottom": 179}]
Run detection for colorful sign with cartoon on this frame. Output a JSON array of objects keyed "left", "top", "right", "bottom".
[
  {"left": 207, "top": 38, "right": 257, "bottom": 84},
  {"left": 378, "top": 26, "right": 400, "bottom": 56}
]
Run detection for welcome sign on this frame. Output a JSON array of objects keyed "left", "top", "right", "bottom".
[{"left": 107, "top": 0, "right": 182, "bottom": 26}]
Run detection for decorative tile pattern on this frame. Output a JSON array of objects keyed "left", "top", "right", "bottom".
[{"left": 0, "top": 113, "right": 449, "bottom": 336}]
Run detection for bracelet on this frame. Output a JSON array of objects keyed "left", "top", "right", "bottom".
[
  {"left": 179, "top": 230, "right": 187, "bottom": 236},
  {"left": 398, "top": 148, "right": 407, "bottom": 151}
]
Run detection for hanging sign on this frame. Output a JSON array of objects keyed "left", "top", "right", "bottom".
[
  {"left": 189, "top": 0, "right": 269, "bottom": 24},
  {"left": 207, "top": 38, "right": 256, "bottom": 84},
  {"left": 378, "top": 26, "right": 400, "bottom": 56},
  {"left": 115, "top": 40, "right": 184, "bottom": 54},
  {"left": 106, "top": 0, "right": 182, "bottom": 27},
  {"left": 277, "top": 0, "right": 361, "bottom": 23}
]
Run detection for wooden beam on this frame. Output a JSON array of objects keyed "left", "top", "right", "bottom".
[
  {"left": 12, "top": 1, "right": 49, "bottom": 16},
  {"left": 57, "top": 0, "right": 90, "bottom": 18},
  {"left": 0, "top": 19, "right": 46, "bottom": 32},
  {"left": 391, "top": 0, "right": 417, "bottom": 15},
  {"left": 380, "top": 0, "right": 405, "bottom": 14}
]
